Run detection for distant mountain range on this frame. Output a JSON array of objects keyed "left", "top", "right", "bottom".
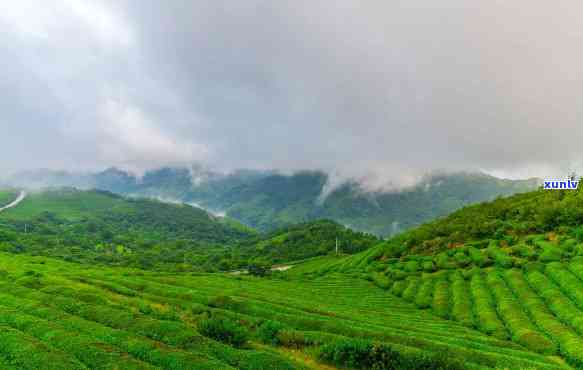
[{"left": 3, "top": 167, "right": 540, "bottom": 236}]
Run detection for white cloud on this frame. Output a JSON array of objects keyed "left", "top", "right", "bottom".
[
  {"left": 1, "top": 0, "right": 582, "bottom": 187},
  {"left": 96, "top": 99, "right": 210, "bottom": 172}
]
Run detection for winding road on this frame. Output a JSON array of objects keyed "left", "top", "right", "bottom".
[{"left": 0, "top": 190, "right": 26, "bottom": 213}]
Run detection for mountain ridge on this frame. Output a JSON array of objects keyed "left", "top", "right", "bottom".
[{"left": 4, "top": 167, "right": 540, "bottom": 236}]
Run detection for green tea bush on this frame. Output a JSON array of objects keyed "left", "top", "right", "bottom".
[
  {"left": 449, "top": 272, "right": 473, "bottom": 327},
  {"left": 401, "top": 277, "right": 420, "bottom": 302},
  {"left": 432, "top": 279, "right": 449, "bottom": 318},
  {"left": 485, "top": 270, "right": 555, "bottom": 354},
  {"left": 390, "top": 280, "right": 407, "bottom": 297},
  {"left": 545, "top": 262, "right": 583, "bottom": 308},
  {"left": 526, "top": 271, "right": 583, "bottom": 334},
  {"left": 370, "top": 272, "right": 391, "bottom": 290},
  {"left": 470, "top": 272, "right": 508, "bottom": 339},
  {"left": 404, "top": 260, "right": 419, "bottom": 273},
  {"left": 468, "top": 247, "right": 488, "bottom": 267},
  {"left": 435, "top": 253, "right": 455, "bottom": 269},
  {"left": 560, "top": 238, "right": 577, "bottom": 252},
  {"left": 414, "top": 278, "right": 434, "bottom": 309},
  {"left": 198, "top": 316, "right": 249, "bottom": 348},
  {"left": 523, "top": 262, "right": 545, "bottom": 273},
  {"left": 539, "top": 248, "right": 562, "bottom": 263},
  {"left": 511, "top": 269, "right": 583, "bottom": 365},
  {"left": 487, "top": 247, "right": 513, "bottom": 268}
]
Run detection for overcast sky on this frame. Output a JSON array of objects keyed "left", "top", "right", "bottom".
[{"left": 1, "top": 1, "right": 582, "bottom": 188}]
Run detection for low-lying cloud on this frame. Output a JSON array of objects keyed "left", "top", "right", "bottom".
[{"left": 1, "top": 1, "right": 582, "bottom": 188}]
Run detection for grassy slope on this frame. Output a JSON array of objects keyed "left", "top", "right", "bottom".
[
  {"left": 0, "top": 190, "right": 18, "bottom": 208},
  {"left": 0, "top": 189, "right": 132, "bottom": 221},
  {"left": 0, "top": 253, "right": 564, "bottom": 370}
]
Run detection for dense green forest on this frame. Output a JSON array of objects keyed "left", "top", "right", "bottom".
[
  {"left": 0, "top": 189, "right": 376, "bottom": 272},
  {"left": 5, "top": 167, "right": 539, "bottom": 236}
]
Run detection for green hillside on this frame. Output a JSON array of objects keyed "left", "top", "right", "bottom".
[
  {"left": 0, "top": 189, "right": 253, "bottom": 270},
  {"left": 297, "top": 184, "right": 583, "bottom": 367},
  {"left": 0, "top": 190, "right": 18, "bottom": 208},
  {"left": 235, "top": 220, "right": 378, "bottom": 265},
  {"left": 183, "top": 171, "right": 540, "bottom": 237},
  {"left": 3, "top": 183, "right": 582, "bottom": 368},
  {"left": 0, "top": 189, "right": 376, "bottom": 272},
  {"left": 0, "top": 252, "right": 565, "bottom": 370}
]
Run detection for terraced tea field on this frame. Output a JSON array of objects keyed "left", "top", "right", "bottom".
[
  {"left": 0, "top": 252, "right": 566, "bottom": 369},
  {"left": 328, "top": 240, "right": 583, "bottom": 368}
]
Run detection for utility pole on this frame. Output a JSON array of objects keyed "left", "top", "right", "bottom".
[{"left": 335, "top": 237, "right": 339, "bottom": 256}]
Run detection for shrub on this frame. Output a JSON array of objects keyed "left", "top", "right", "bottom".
[
  {"left": 560, "top": 238, "right": 577, "bottom": 252},
  {"left": 198, "top": 316, "right": 249, "bottom": 347},
  {"left": 468, "top": 247, "right": 487, "bottom": 267},
  {"left": 538, "top": 248, "right": 562, "bottom": 263},
  {"left": 422, "top": 261, "right": 435, "bottom": 272},
  {"left": 319, "top": 338, "right": 463, "bottom": 370},
  {"left": 435, "top": 253, "right": 455, "bottom": 269},
  {"left": 257, "top": 320, "right": 286, "bottom": 345},
  {"left": 488, "top": 247, "right": 513, "bottom": 268},
  {"left": 207, "top": 295, "right": 240, "bottom": 309},
  {"left": 453, "top": 252, "right": 470, "bottom": 267},
  {"left": 276, "top": 329, "right": 306, "bottom": 348}
]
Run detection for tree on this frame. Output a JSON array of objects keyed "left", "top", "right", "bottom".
[{"left": 248, "top": 260, "right": 270, "bottom": 277}]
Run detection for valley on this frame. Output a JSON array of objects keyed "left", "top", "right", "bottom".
[{"left": 2, "top": 183, "right": 583, "bottom": 368}]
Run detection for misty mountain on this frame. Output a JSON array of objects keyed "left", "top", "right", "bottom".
[{"left": 4, "top": 167, "right": 539, "bottom": 236}]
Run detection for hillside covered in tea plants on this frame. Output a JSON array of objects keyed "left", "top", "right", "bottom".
[
  {"left": 300, "top": 184, "right": 583, "bottom": 368},
  {"left": 0, "top": 252, "right": 566, "bottom": 370},
  {"left": 3, "top": 185, "right": 583, "bottom": 368}
]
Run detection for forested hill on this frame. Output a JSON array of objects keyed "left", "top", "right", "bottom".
[
  {"left": 5, "top": 167, "right": 540, "bottom": 236},
  {"left": 375, "top": 183, "right": 583, "bottom": 258},
  {"left": 0, "top": 188, "right": 379, "bottom": 271},
  {"left": 0, "top": 188, "right": 254, "bottom": 269},
  {"left": 233, "top": 219, "right": 379, "bottom": 266}
]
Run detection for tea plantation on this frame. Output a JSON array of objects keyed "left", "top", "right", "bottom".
[
  {"left": 4, "top": 186, "right": 583, "bottom": 368},
  {"left": 300, "top": 186, "right": 583, "bottom": 369},
  {"left": 0, "top": 253, "right": 566, "bottom": 369}
]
